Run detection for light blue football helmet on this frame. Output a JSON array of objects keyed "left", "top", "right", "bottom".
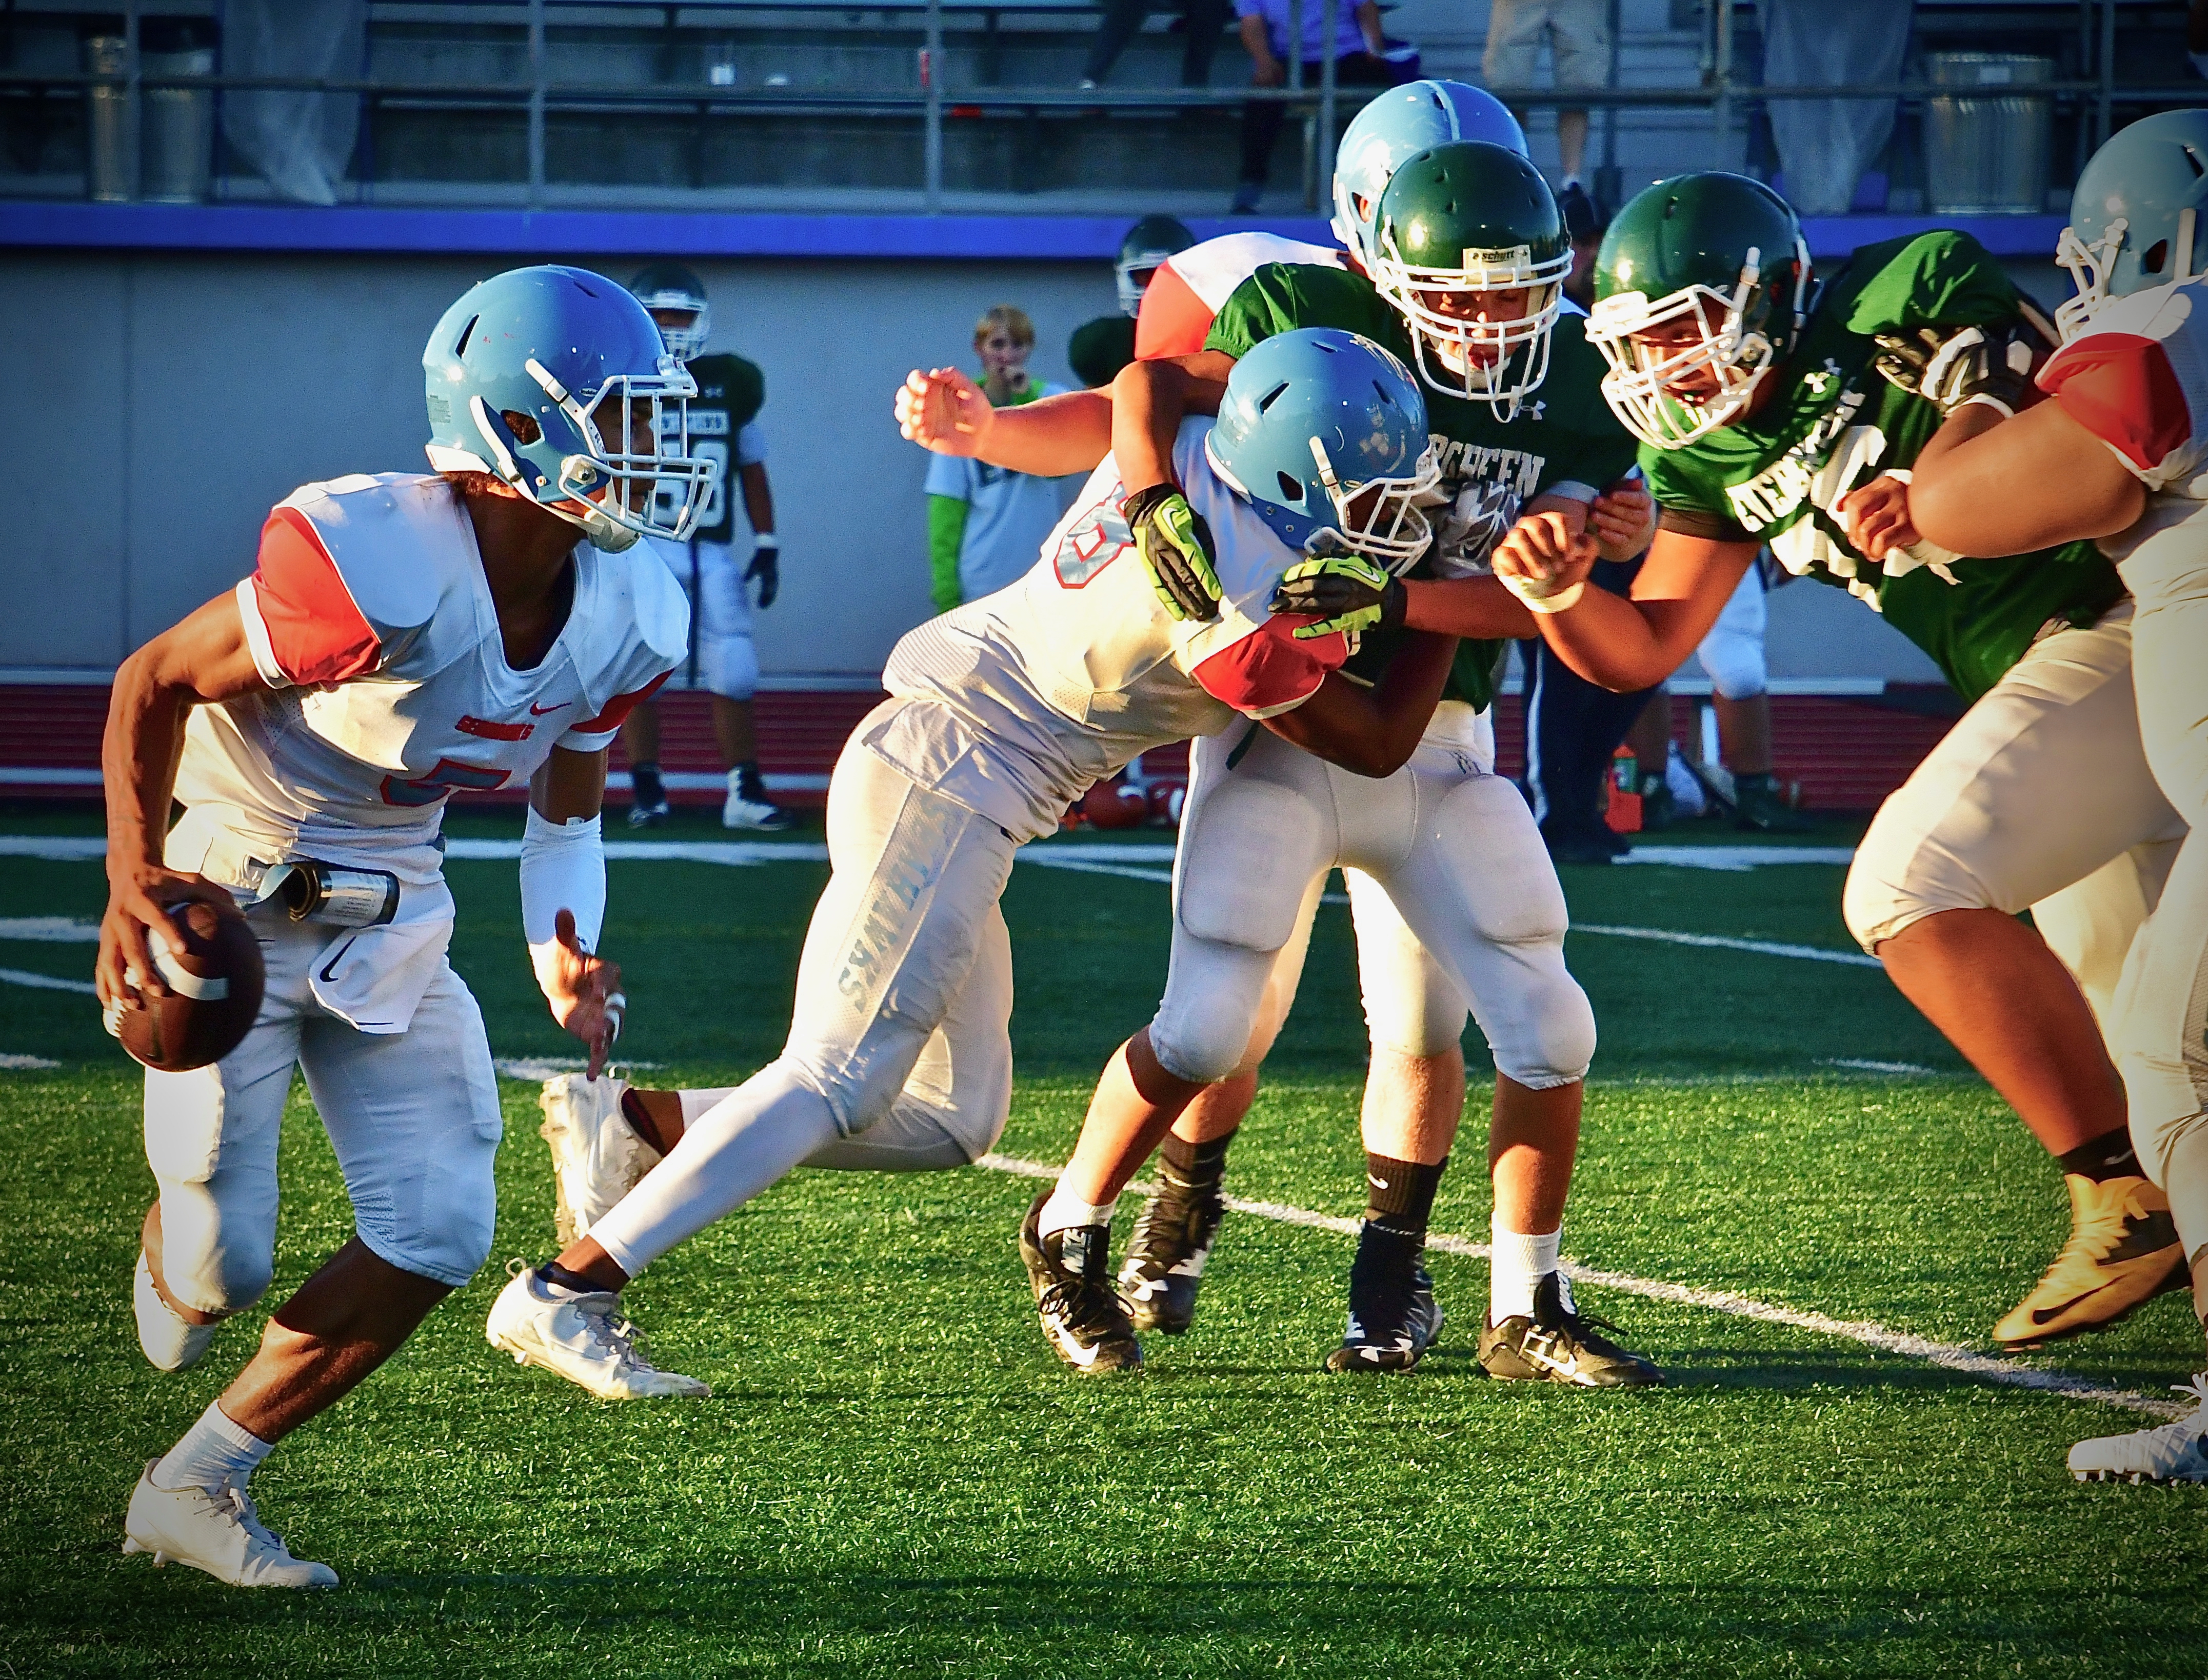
[
  {"left": 423, "top": 264, "right": 713, "bottom": 551},
  {"left": 1332, "top": 79, "right": 1528, "bottom": 270},
  {"left": 1205, "top": 327, "right": 1438, "bottom": 570},
  {"left": 2057, "top": 109, "right": 2208, "bottom": 341}
]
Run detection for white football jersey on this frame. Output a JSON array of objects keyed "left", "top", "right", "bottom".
[
  {"left": 1134, "top": 233, "right": 1345, "bottom": 361},
  {"left": 173, "top": 472, "right": 688, "bottom": 878},
  {"left": 875, "top": 418, "right": 1352, "bottom": 841}
]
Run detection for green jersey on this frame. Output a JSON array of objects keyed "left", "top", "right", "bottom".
[
  {"left": 1208, "top": 263, "right": 1639, "bottom": 709},
  {"left": 1639, "top": 232, "right": 2121, "bottom": 703},
  {"left": 683, "top": 351, "right": 766, "bottom": 546}
]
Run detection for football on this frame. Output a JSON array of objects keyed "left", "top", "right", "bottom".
[
  {"left": 1080, "top": 778, "right": 1148, "bottom": 830},
  {"left": 114, "top": 898, "right": 265, "bottom": 1073}
]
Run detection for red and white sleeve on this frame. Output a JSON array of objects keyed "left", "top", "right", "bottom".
[
  {"left": 1190, "top": 616, "right": 1350, "bottom": 719},
  {"left": 2037, "top": 331, "right": 2196, "bottom": 483},
  {"left": 1133, "top": 263, "right": 1219, "bottom": 362},
  {"left": 559, "top": 670, "right": 672, "bottom": 751},
  {"left": 234, "top": 507, "right": 381, "bottom": 689}
]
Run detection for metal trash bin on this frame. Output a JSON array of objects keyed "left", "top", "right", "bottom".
[
  {"left": 1924, "top": 52, "right": 2054, "bottom": 215},
  {"left": 84, "top": 34, "right": 131, "bottom": 202},
  {"left": 142, "top": 48, "right": 215, "bottom": 203}
]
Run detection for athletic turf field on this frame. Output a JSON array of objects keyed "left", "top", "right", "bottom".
[{"left": 3, "top": 807, "right": 2205, "bottom": 1677}]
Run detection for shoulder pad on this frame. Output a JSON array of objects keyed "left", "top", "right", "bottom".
[
  {"left": 581, "top": 542, "right": 693, "bottom": 677},
  {"left": 274, "top": 473, "right": 466, "bottom": 636}
]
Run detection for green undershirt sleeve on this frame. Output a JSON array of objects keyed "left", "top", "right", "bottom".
[{"left": 927, "top": 493, "right": 969, "bottom": 613}]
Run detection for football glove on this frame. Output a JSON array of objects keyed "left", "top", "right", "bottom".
[
  {"left": 746, "top": 535, "right": 780, "bottom": 609},
  {"left": 1872, "top": 320, "right": 2045, "bottom": 418},
  {"left": 1124, "top": 484, "right": 1222, "bottom": 623},
  {"left": 1270, "top": 555, "right": 1404, "bottom": 640}
]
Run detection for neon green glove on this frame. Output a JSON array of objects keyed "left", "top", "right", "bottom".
[
  {"left": 1124, "top": 484, "right": 1222, "bottom": 622},
  {"left": 1270, "top": 554, "right": 1404, "bottom": 639}
]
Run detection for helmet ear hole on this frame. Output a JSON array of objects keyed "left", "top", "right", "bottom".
[
  {"left": 500, "top": 409, "right": 542, "bottom": 445},
  {"left": 2144, "top": 239, "right": 2170, "bottom": 275},
  {"left": 1276, "top": 470, "right": 1305, "bottom": 503},
  {"left": 1258, "top": 381, "right": 1291, "bottom": 413},
  {"left": 453, "top": 314, "right": 479, "bottom": 359}
]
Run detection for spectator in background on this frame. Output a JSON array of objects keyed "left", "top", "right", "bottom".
[
  {"left": 1483, "top": 0, "right": 1607, "bottom": 227},
  {"left": 1759, "top": 0, "right": 1911, "bottom": 215},
  {"left": 1560, "top": 190, "right": 1603, "bottom": 310},
  {"left": 924, "top": 307, "right": 1071, "bottom": 612},
  {"left": 1080, "top": 0, "right": 1232, "bottom": 90},
  {"left": 1230, "top": 0, "right": 1391, "bottom": 213}
]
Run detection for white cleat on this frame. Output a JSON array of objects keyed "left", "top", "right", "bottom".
[
  {"left": 721, "top": 790, "right": 795, "bottom": 832},
  {"left": 122, "top": 1464, "right": 338, "bottom": 1588},
  {"left": 539, "top": 1071, "right": 660, "bottom": 1245},
  {"left": 486, "top": 1266, "right": 710, "bottom": 1400},
  {"left": 133, "top": 1251, "right": 218, "bottom": 1372},
  {"left": 2070, "top": 1374, "right": 2208, "bottom": 1485}
]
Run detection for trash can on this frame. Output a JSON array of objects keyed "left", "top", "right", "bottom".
[
  {"left": 142, "top": 48, "right": 215, "bottom": 203},
  {"left": 1924, "top": 52, "right": 2054, "bottom": 215},
  {"left": 84, "top": 34, "right": 131, "bottom": 202}
]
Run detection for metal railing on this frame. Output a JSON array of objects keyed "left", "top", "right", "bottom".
[{"left": 0, "top": 0, "right": 2189, "bottom": 212}]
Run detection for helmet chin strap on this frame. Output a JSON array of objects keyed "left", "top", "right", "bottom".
[{"left": 2180, "top": 207, "right": 2198, "bottom": 285}]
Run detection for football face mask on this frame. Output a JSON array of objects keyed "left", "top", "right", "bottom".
[
  {"left": 1305, "top": 435, "right": 1441, "bottom": 570},
  {"left": 1587, "top": 268, "right": 1780, "bottom": 450},
  {"left": 1372, "top": 238, "right": 1572, "bottom": 417}
]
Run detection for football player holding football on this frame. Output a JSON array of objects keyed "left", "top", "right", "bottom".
[
  {"left": 904, "top": 127, "right": 1662, "bottom": 1383},
  {"left": 1392, "top": 170, "right": 2187, "bottom": 1353},
  {"left": 95, "top": 266, "right": 699, "bottom": 1586},
  {"left": 484, "top": 330, "right": 1462, "bottom": 1398},
  {"left": 1902, "top": 111, "right": 2208, "bottom": 1483}
]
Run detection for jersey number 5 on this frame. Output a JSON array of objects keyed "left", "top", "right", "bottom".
[{"left": 381, "top": 758, "right": 510, "bottom": 807}]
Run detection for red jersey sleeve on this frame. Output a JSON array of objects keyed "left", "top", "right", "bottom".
[
  {"left": 1133, "top": 263, "right": 1219, "bottom": 362},
  {"left": 242, "top": 507, "right": 381, "bottom": 688},
  {"left": 1191, "top": 616, "right": 1348, "bottom": 718},
  {"left": 2037, "top": 331, "right": 2193, "bottom": 478}
]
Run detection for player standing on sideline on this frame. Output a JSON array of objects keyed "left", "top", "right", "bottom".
[
  {"left": 1068, "top": 215, "right": 1196, "bottom": 389},
  {"left": 484, "top": 331, "right": 1460, "bottom": 1399},
  {"left": 903, "top": 132, "right": 1662, "bottom": 1382},
  {"left": 622, "top": 264, "right": 793, "bottom": 831},
  {"left": 1901, "top": 111, "right": 2208, "bottom": 1482},
  {"left": 96, "top": 266, "right": 698, "bottom": 1586},
  {"left": 1398, "top": 171, "right": 2187, "bottom": 1349}
]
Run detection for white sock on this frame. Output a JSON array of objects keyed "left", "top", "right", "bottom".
[
  {"left": 1039, "top": 1181, "right": 1117, "bottom": 1239},
  {"left": 1490, "top": 1216, "right": 1563, "bottom": 1324},
  {"left": 678, "top": 1087, "right": 737, "bottom": 1128},
  {"left": 150, "top": 1399, "right": 272, "bottom": 1493}
]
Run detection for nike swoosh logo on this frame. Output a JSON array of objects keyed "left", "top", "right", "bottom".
[
  {"left": 2030, "top": 1280, "right": 2143, "bottom": 1326},
  {"left": 1054, "top": 1331, "right": 1103, "bottom": 1368},
  {"left": 319, "top": 937, "right": 358, "bottom": 984},
  {"left": 529, "top": 700, "right": 570, "bottom": 715}
]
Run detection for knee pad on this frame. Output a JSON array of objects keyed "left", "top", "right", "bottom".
[
  {"left": 701, "top": 627, "right": 759, "bottom": 703},
  {"left": 157, "top": 1182, "right": 277, "bottom": 1317},
  {"left": 1843, "top": 799, "right": 1977, "bottom": 953},
  {"left": 1484, "top": 966, "right": 1597, "bottom": 1090},
  {"left": 1150, "top": 984, "right": 1270, "bottom": 1085},
  {"left": 1699, "top": 634, "right": 1766, "bottom": 702}
]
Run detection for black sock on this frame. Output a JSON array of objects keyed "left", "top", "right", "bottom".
[
  {"left": 2058, "top": 1127, "right": 2142, "bottom": 1182},
  {"left": 1160, "top": 1127, "right": 1236, "bottom": 1188},
  {"left": 735, "top": 759, "right": 768, "bottom": 804},
  {"left": 631, "top": 762, "right": 665, "bottom": 806},
  {"left": 1364, "top": 1152, "right": 1447, "bottom": 1237},
  {"left": 539, "top": 1261, "right": 602, "bottom": 1295}
]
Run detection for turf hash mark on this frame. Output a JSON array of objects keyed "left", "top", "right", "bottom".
[{"left": 978, "top": 1152, "right": 2189, "bottom": 1421}]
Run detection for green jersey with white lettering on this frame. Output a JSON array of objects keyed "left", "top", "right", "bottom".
[
  {"left": 1638, "top": 232, "right": 2120, "bottom": 703},
  {"left": 1208, "top": 262, "right": 1639, "bottom": 709}
]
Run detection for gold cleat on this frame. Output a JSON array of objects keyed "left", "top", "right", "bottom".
[{"left": 1995, "top": 1174, "right": 2187, "bottom": 1350}]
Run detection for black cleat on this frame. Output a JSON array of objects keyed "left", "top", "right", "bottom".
[
  {"left": 1324, "top": 1222, "right": 1444, "bottom": 1372},
  {"left": 1479, "top": 1271, "right": 1663, "bottom": 1387},
  {"left": 1117, "top": 1168, "right": 1227, "bottom": 1335},
  {"left": 1020, "top": 1190, "right": 1142, "bottom": 1374}
]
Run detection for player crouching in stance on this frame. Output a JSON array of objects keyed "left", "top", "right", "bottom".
[
  {"left": 484, "top": 329, "right": 1457, "bottom": 1398},
  {"left": 1906, "top": 111, "right": 2208, "bottom": 1484},
  {"left": 95, "top": 266, "right": 699, "bottom": 1586},
  {"left": 1429, "top": 172, "right": 2184, "bottom": 1353}
]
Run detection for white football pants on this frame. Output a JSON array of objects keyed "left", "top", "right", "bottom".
[
  {"left": 1843, "top": 602, "right": 2183, "bottom": 1062},
  {"left": 144, "top": 913, "right": 504, "bottom": 1313},
  {"left": 641, "top": 537, "right": 759, "bottom": 701},
  {"left": 1694, "top": 562, "right": 1768, "bottom": 702},
  {"left": 2111, "top": 505, "right": 2208, "bottom": 1262},
  {"left": 1149, "top": 703, "right": 1595, "bottom": 1090},
  {"left": 587, "top": 703, "right": 1018, "bottom": 1278}
]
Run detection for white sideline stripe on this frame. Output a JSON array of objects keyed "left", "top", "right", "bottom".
[
  {"left": 1574, "top": 923, "right": 1883, "bottom": 969},
  {"left": 0, "top": 1053, "right": 60, "bottom": 1069},
  {"left": 0, "top": 966, "right": 95, "bottom": 995},
  {"left": 1822, "top": 1056, "right": 1937, "bottom": 1075},
  {"left": 977, "top": 1152, "right": 2185, "bottom": 1420},
  {"left": 1618, "top": 845, "right": 1857, "bottom": 873},
  {"left": 0, "top": 916, "right": 97, "bottom": 942}
]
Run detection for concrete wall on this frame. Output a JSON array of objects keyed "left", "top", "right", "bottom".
[
  {"left": 1, "top": 248, "right": 2070, "bottom": 688},
  {"left": 0, "top": 249, "right": 1110, "bottom": 678}
]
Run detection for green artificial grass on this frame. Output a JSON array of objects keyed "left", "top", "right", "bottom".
[{"left": 2, "top": 816, "right": 2204, "bottom": 1677}]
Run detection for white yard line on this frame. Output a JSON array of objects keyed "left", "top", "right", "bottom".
[
  {"left": 0, "top": 966, "right": 95, "bottom": 995},
  {"left": 978, "top": 1152, "right": 2185, "bottom": 1420},
  {"left": 0, "top": 916, "right": 97, "bottom": 942},
  {"left": 1573, "top": 923, "right": 1883, "bottom": 969}
]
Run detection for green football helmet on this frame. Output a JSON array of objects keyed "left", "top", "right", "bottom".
[
  {"left": 1116, "top": 214, "right": 1195, "bottom": 316},
  {"left": 1368, "top": 141, "right": 1572, "bottom": 417},
  {"left": 1585, "top": 172, "right": 1811, "bottom": 449},
  {"left": 628, "top": 261, "right": 710, "bottom": 361}
]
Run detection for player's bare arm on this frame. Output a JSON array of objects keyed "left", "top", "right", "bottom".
[
  {"left": 1904, "top": 396, "right": 2146, "bottom": 558},
  {"left": 1528, "top": 527, "right": 1759, "bottom": 693},
  {"left": 1261, "top": 629, "right": 1458, "bottom": 778},
  {"left": 528, "top": 746, "right": 627, "bottom": 1079},
  {"left": 97, "top": 591, "right": 269, "bottom": 1013},
  {"left": 896, "top": 366, "right": 1115, "bottom": 476}
]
